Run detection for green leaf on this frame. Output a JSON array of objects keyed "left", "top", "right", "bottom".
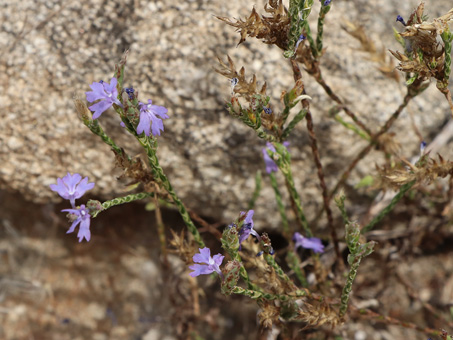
[
  {"left": 406, "top": 75, "right": 417, "bottom": 86},
  {"left": 355, "top": 175, "right": 374, "bottom": 189}
]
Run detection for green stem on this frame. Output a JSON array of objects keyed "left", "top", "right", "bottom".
[
  {"left": 264, "top": 253, "right": 296, "bottom": 287},
  {"left": 136, "top": 135, "right": 205, "bottom": 247},
  {"left": 361, "top": 181, "right": 415, "bottom": 234},
  {"left": 269, "top": 172, "right": 290, "bottom": 237},
  {"left": 231, "top": 286, "right": 309, "bottom": 301},
  {"left": 282, "top": 109, "right": 307, "bottom": 140},
  {"left": 334, "top": 114, "right": 370, "bottom": 141},
  {"left": 315, "top": 3, "right": 331, "bottom": 55},
  {"left": 286, "top": 250, "right": 308, "bottom": 287},
  {"left": 85, "top": 120, "right": 125, "bottom": 158},
  {"left": 91, "top": 192, "right": 155, "bottom": 218},
  {"left": 339, "top": 254, "right": 361, "bottom": 318},
  {"left": 280, "top": 165, "right": 312, "bottom": 237},
  {"left": 248, "top": 170, "right": 262, "bottom": 210}
]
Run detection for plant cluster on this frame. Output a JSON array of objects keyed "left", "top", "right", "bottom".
[{"left": 49, "top": 1, "right": 453, "bottom": 338}]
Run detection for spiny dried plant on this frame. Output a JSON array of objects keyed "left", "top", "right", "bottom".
[
  {"left": 257, "top": 300, "right": 281, "bottom": 329},
  {"left": 296, "top": 301, "right": 341, "bottom": 329},
  {"left": 215, "top": 55, "right": 267, "bottom": 102},
  {"left": 216, "top": 0, "right": 290, "bottom": 49},
  {"left": 169, "top": 229, "right": 198, "bottom": 264},
  {"left": 389, "top": 2, "right": 453, "bottom": 115},
  {"left": 114, "top": 150, "right": 155, "bottom": 189},
  {"left": 377, "top": 153, "right": 453, "bottom": 190}
]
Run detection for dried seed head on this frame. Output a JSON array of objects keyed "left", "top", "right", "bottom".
[{"left": 216, "top": 0, "right": 290, "bottom": 50}]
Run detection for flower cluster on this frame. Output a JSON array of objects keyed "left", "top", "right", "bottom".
[
  {"left": 86, "top": 78, "right": 169, "bottom": 137},
  {"left": 50, "top": 173, "right": 95, "bottom": 242}
]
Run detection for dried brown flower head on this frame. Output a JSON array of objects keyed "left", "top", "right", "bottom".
[
  {"left": 216, "top": 0, "right": 290, "bottom": 49},
  {"left": 169, "top": 229, "right": 197, "bottom": 263},
  {"left": 377, "top": 153, "right": 453, "bottom": 190},
  {"left": 215, "top": 55, "right": 267, "bottom": 102},
  {"left": 114, "top": 150, "right": 166, "bottom": 195},
  {"left": 390, "top": 2, "right": 453, "bottom": 83},
  {"left": 297, "top": 301, "right": 340, "bottom": 329},
  {"left": 257, "top": 300, "right": 281, "bottom": 329}
]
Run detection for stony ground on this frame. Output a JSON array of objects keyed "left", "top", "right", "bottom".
[{"left": 1, "top": 188, "right": 452, "bottom": 339}]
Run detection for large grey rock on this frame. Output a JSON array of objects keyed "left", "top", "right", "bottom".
[{"left": 1, "top": 0, "right": 452, "bottom": 228}]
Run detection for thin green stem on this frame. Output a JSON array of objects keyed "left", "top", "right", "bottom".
[
  {"left": 334, "top": 114, "right": 370, "bottom": 141},
  {"left": 231, "top": 286, "right": 309, "bottom": 301},
  {"left": 361, "top": 181, "right": 415, "bottom": 234},
  {"left": 315, "top": 3, "right": 331, "bottom": 55},
  {"left": 248, "top": 171, "right": 262, "bottom": 210},
  {"left": 85, "top": 120, "right": 125, "bottom": 158},
  {"left": 264, "top": 253, "right": 296, "bottom": 288},
  {"left": 281, "top": 166, "right": 312, "bottom": 237},
  {"left": 339, "top": 255, "right": 361, "bottom": 318},
  {"left": 286, "top": 250, "right": 308, "bottom": 287},
  {"left": 269, "top": 172, "right": 290, "bottom": 237},
  {"left": 91, "top": 192, "right": 155, "bottom": 218},
  {"left": 136, "top": 135, "right": 205, "bottom": 247}
]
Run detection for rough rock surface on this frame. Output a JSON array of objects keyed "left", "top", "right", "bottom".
[{"left": 1, "top": 0, "right": 452, "bottom": 228}]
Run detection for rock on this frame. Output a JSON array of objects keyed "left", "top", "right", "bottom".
[{"left": 1, "top": 0, "right": 451, "bottom": 229}]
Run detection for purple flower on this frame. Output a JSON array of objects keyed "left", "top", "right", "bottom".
[
  {"left": 263, "top": 107, "right": 272, "bottom": 114},
  {"left": 262, "top": 142, "right": 290, "bottom": 174},
  {"left": 293, "top": 232, "right": 324, "bottom": 253},
  {"left": 137, "top": 99, "right": 169, "bottom": 136},
  {"left": 295, "top": 34, "right": 306, "bottom": 50},
  {"left": 62, "top": 204, "right": 92, "bottom": 242},
  {"left": 396, "top": 15, "right": 406, "bottom": 26},
  {"left": 86, "top": 77, "right": 123, "bottom": 119},
  {"left": 321, "top": 0, "right": 332, "bottom": 5},
  {"left": 238, "top": 210, "right": 261, "bottom": 249},
  {"left": 50, "top": 173, "right": 95, "bottom": 208},
  {"left": 189, "top": 247, "right": 224, "bottom": 277},
  {"left": 124, "top": 87, "right": 135, "bottom": 100},
  {"left": 420, "top": 141, "right": 427, "bottom": 155}
]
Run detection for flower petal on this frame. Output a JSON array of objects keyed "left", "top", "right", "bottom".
[
  {"left": 137, "top": 111, "right": 152, "bottom": 136},
  {"left": 89, "top": 100, "right": 112, "bottom": 120},
  {"left": 150, "top": 115, "right": 165, "bottom": 136},
  {"left": 193, "top": 247, "right": 211, "bottom": 263}
]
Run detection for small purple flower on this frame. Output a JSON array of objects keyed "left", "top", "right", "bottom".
[
  {"left": 86, "top": 77, "right": 123, "bottom": 119},
  {"left": 189, "top": 247, "right": 224, "bottom": 278},
  {"left": 124, "top": 87, "right": 135, "bottom": 100},
  {"left": 262, "top": 142, "right": 290, "bottom": 174},
  {"left": 420, "top": 141, "right": 427, "bottom": 155},
  {"left": 263, "top": 107, "right": 272, "bottom": 114},
  {"left": 137, "top": 99, "right": 169, "bottom": 136},
  {"left": 62, "top": 204, "right": 92, "bottom": 242},
  {"left": 396, "top": 15, "right": 406, "bottom": 26},
  {"left": 293, "top": 232, "right": 324, "bottom": 253},
  {"left": 321, "top": 0, "right": 332, "bottom": 6},
  {"left": 238, "top": 210, "right": 261, "bottom": 249},
  {"left": 50, "top": 173, "right": 95, "bottom": 208},
  {"left": 295, "top": 34, "right": 306, "bottom": 50}
]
